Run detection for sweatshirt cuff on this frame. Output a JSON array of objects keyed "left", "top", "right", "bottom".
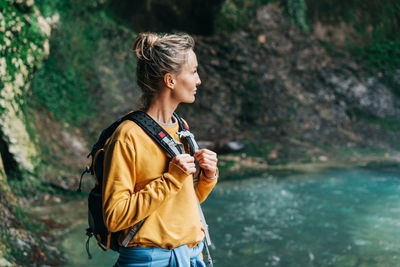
[
  {"left": 200, "top": 168, "right": 219, "bottom": 182},
  {"left": 165, "top": 161, "right": 190, "bottom": 186}
]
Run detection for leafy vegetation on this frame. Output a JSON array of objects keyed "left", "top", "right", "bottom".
[
  {"left": 29, "top": 1, "right": 110, "bottom": 126},
  {"left": 215, "top": 0, "right": 311, "bottom": 33},
  {"left": 285, "top": 0, "right": 309, "bottom": 32},
  {"left": 216, "top": 0, "right": 400, "bottom": 73},
  {"left": 352, "top": 40, "right": 400, "bottom": 73},
  {"left": 215, "top": 0, "right": 270, "bottom": 32},
  {"left": 0, "top": 1, "right": 47, "bottom": 110},
  {"left": 306, "top": 0, "right": 400, "bottom": 73}
]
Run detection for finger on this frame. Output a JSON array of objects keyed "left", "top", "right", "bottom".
[
  {"left": 176, "top": 155, "right": 195, "bottom": 164},
  {"left": 203, "top": 155, "right": 218, "bottom": 163},
  {"left": 194, "top": 149, "right": 205, "bottom": 156},
  {"left": 183, "top": 156, "right": 195, "bottom": 164},
  {"left": 183, "top": 166, "right": 196, "bottom": 174},
  {"left": 199, "top": 162, "right": 217, "bottom": 171},
  {"left": 195, "top": 148, "right": 216, "bottom": 156},
  {"left": 195, "top": 150, "right": 217, "bottom": 160},
  {"left": 197, "top": 158, "right": 218, "bottom": 164},
  {"left": 194, "top": 149, "right": 212, "bottom": 157},
  {"left": 172, "top": 154, "right": 187, "bottom": 163},
  {"left": 181, "top": 161, "right": 196, "bottom": 169},
  {"left": 195, "top": 153, "right": 217, "bottom": 163},
  {"left": 199, "top": 160, "right": 216, "bottom": 167},
  {"left": 176, "top": 154, "right": 192, "bottom": 160},
  {"left": 185, "top": 162, "right": 196, "bottom": 169}
]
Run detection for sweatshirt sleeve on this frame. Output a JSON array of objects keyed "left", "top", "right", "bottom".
[
  {"left": 195, "top": 169, "right": 218, "bottom": 204},
  {"left": 102, "top": 139, "right": 189, "bottom": 232}
]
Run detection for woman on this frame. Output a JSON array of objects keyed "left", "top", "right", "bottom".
[{"left": 102, "top": 33, "right": 218, "bottom": 267}]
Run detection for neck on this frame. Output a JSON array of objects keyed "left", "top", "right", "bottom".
[{"left": 145, "top": 90, "right": 179, "bottom": 124}]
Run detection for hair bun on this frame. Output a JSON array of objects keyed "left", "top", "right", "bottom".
[
  {"left": 143, "top": 33, "right": 158, "bottom": 47},
  {"left": 132, "top": 33, "right": 159, "bottom": 60}
]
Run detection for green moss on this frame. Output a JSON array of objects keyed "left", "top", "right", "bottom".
[
  {"left": 14, "top": 205, "right": 46, "bottom": 233},
  {"left": 29, "top": 7, "right": 102, "bottom": 126},
  {"left": 215, "top": 0, "right": 312, "bottom": 33},
  {"left": 29, "top": 1, "right": 137, "bottom": 128},
  {"left": 352, "top": 39, "right": 400, "bottom": 73},
  {"left": 0, "top": 3, "right": 47, "bottom": 71},
  {"left": 285, "top": 0, "right": 310, "bottom": 32},
  {"left": 0, "top": 0, "right": 52, "bottom": 175},
  {"left": 215, "top": 0, "right": 271, "bottom": 32}
]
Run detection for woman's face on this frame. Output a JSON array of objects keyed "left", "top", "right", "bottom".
[{"left": 171, "top": 49, "right": 201, "bottom": 104}]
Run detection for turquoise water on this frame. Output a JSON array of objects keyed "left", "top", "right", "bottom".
[
  {"left": 206, "top": 168, "right": 400, "bottom": 266},
  {"left": 61, "top": 168, "right": 400, "bottom": 266}
]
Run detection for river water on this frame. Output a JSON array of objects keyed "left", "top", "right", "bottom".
[{"left": 61, "top": 168, "right": 400, "bottom": 266}]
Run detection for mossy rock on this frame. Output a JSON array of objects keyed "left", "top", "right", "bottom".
[{"left": 0, "top": 0, "right": 50, "bottom": 175}]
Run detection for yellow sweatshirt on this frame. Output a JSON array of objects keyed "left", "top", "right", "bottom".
[{"left": 102, "top": 118, "right": 218, "bottom": 249}]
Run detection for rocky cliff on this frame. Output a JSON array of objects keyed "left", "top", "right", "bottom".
[
  {"left": 0, "top": 1, "right": 62, "bottom": 266},
  {"left": 183, "top": 4, "right": 399, "bottom": 161},
  {"left": 0, "top": 0, "right": 52, "bottom": 177}
]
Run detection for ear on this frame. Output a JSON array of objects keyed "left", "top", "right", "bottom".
[{"left": 163, "top": 73, "right": 175, "bottom": 89}]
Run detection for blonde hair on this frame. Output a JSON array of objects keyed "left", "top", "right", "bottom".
[{"left": 132, "top": 32, "right": 195, "bottom": 110}]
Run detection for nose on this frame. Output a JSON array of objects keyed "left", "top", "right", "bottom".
[{"left": 196, "top": 74, "right": 201, "bottom": 86}]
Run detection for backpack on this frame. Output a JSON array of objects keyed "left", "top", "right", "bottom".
[{"left": 76, "top": 111, "right": 213, "bottom": 265}]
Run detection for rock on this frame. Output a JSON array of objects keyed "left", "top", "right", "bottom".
[
  {"left": 319, "top": 155, "right": 328, "bottom": 162},
  {"left": 0, "top": 3, "right": 65, "bottom": 266},
  {"left": 214, "top": 141, "right": 245, "bottom": 154},
  {"left": 52, "top": 196, "right": 62, "bottom": 203},
  {"left": 268, "top": 149, "right": 279, "bottom": 159},
  {"left": 61, "top": 132, "right": 87, "bottom": 156},
  {"left": 0, "top": 1, "right": 51, "bottom": 175},
  {"left": 0, "top": 257, "right": 14, "bottom": 267},
  {"left": 257, "top": 34, "right": 266, "bottom": 43},
  {"left": 197, "top": 140, "right": 245, "bottom": 154},
  {"left": 179, "top": 4, "right": 399, "bottom": 151}
]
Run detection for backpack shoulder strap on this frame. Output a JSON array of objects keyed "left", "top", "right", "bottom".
[{"left": 126, "top": 111, "right": 183, "bottom": 157}]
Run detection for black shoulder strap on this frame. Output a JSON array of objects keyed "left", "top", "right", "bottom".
[{"left": 126, "top": 111, "right": 184, "bottom": 157}]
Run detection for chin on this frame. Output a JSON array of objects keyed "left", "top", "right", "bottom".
[{"left": 183, "top": 96, "right": 196, "bottom": 103}]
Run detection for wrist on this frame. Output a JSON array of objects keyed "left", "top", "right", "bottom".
[{"left": 202, "top": 169, "right": 217, "bottom": 180}]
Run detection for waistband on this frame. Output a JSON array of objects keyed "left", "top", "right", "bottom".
[{"left": 116, "top": 242, "right": 205, "bottom": 267}]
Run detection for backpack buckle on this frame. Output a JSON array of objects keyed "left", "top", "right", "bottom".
[
  {"left": 177, "top": 130, "right": 199, "bottom": 153},
  {"left": 161, "top": 136, "right": 183, "bottom": 156},
  {"left": 176, "top": 130, "right": 193, "bottom": 138}
]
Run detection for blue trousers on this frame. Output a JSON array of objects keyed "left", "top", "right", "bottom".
[{"left": 114, "top": 242, "right": 206, "bottom": 267}]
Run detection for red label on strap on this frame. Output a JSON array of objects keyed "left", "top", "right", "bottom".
[
  {"left": 158, "top": 131, "right": 166, "bottom": 138},
  {"left": 184, "top": 124, "right": 189, "bottom": 130}
]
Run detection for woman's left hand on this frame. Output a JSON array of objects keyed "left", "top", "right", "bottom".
[{"left": 194, "top": 149, "right": 218, "bottom": 179}]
